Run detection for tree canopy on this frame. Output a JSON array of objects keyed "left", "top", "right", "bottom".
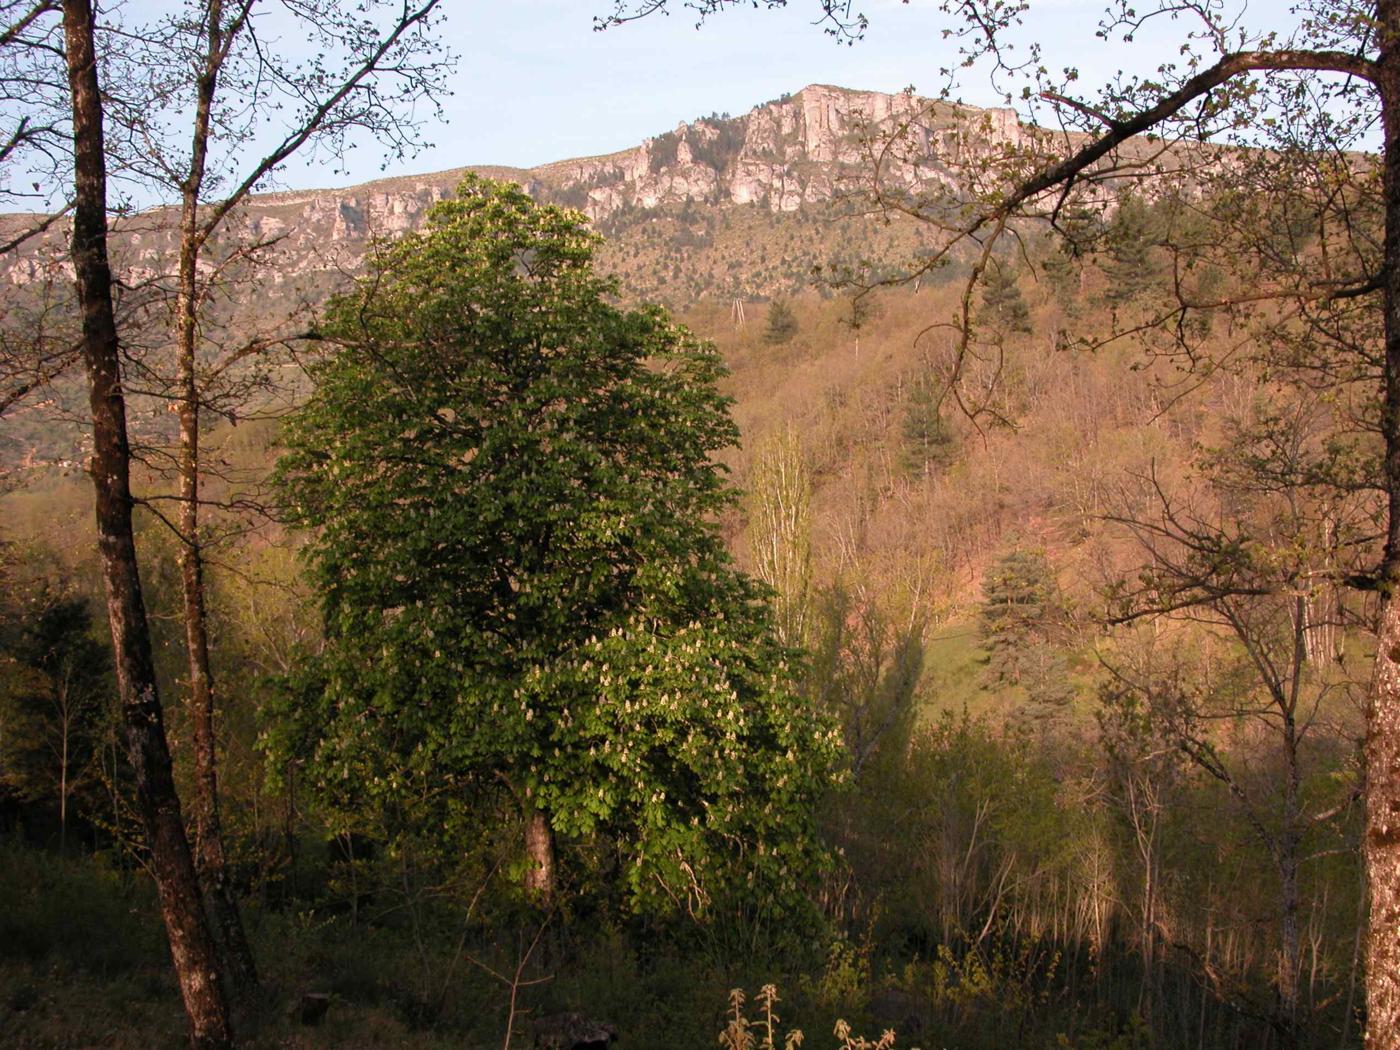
[{"left": 271, "top": 176, "right": 839, "bottom": 917}]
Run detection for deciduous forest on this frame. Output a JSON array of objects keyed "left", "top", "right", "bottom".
[{"left": 0, "top": 1, "right": 1396, "bottom": 1048}]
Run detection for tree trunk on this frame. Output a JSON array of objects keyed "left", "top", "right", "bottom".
[
  {"left": 59, "top": 687, "right": 69, "bottom": 854},
  {"left": 170, "top": 0, "right": 256, "bottom": 994},
  {"left": 1279, "top": 621, "right": 1303, "bottom": 1039},
  {"left": 180, "top": 503, "right": 257, "bottom": 992},
  {"left": 523, "top": 807, "right": 555, "bottom": 903},
  {"left": 1373, "top": 6, "right": 1400, "bottom": 1047},
  {"left": 1139, "top": 837, "right": 1156, "bottom": 1034},
  {"left": 1280, "top": 686, "right": 1304, "bottom": 1038},
  {"left": 1366, "top": 597, "right": 1400, "bottom": 1050},
  {"left": 1278, "top": 851, "right": 1301, "bottom": 1037},
  {"left": 61, "top": 2, "right": 232, "bottom": 1045}
]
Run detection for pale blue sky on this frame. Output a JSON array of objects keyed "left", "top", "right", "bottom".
[{"left": 275, "top": 0, "right": 1311, "bottom": 189}]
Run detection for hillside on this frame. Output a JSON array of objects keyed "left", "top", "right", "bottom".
[
  {"left": 0, "top": 83, "right": 1025, "bottom": 472},
  {"left": 0, "top": 68, "right": 1377, "bottom": 1049},
  {"left": 0, "top": 77, "right": 1302, "bottom": 652},
  {"left": 5, "top": 84, "right": 1049, "bottom": 308}
]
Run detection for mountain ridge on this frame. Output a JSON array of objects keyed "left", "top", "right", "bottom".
[
  {"left": 0, "top": 82, "right": 1059, "bottom": 469},
  {"left": 0, "top": 83, "right": 1027, "bottom": 298}
]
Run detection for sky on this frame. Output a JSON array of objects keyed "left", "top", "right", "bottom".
[{"left": 262, "top": 0, "right": 1308, "bottom": 192}]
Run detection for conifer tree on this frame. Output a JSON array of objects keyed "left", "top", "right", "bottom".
[
  {"left": 979, "top": 545, "right": 1061, "bottom": 686},
  {"left": 978, "top": 261, "right": 1032, "bottom": 333},
  {"left": 764, "top": 298, "right": 799, "bottom": 344},
  {"left": 1103, "top": 196, "right": 1161, "bottom": 313},
  {"left": 901, "top": 377, "right": 957, "bottom": 476}
]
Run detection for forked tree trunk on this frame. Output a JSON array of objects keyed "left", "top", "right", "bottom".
[
  {"left": 61, "top": 1, "right": 232, "bottom": 1045},
  {"left": 164, "top": 0, "right": 256, "bottom": 994},
  {"left": 523, "top": 807, "right": 556, "bottom": 903}
]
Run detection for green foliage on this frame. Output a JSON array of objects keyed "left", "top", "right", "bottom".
[
  {"left": 806, "top": 584, "right": 923, "bottom": 776},
  {"left": 271, "top": 176, "right": 839, "bottom": 919},
  {"left": 978, "top": 261, "right": 1031, "bottom": 334},
  {"left": 1102, "top": 196, "right": 1161, "bottom": 311},
  {"left": 1040, "top": 245, "right": 1078, "bottom": 305},
  {"left": 929, "top": 939, "right": 1060, "bottom": 1019},
  {"left": 901, "top": 376, "right": 957, "bottom": 475},
  {"left": 719, "top": 983, "right": 894, "bottom": 1050},
  {"left": 978, "top": 545, "right": 1064, "bottom": 690},
  {"left": 688, "top": 118, "right": 749, "bottom": 172},
  {"left": 649, "top": 129, "right": 682, "bottom": 171},
  {"left": 840, "top": 711, "right": 1080, "bottom": 946},
  {"left": 1019, "top": 643, "right": 1075, "bottom": 719},
  {"left": 0, "top": 844, "right": 161, "bottom": 974},
  {"left": 765, "top": 299, "right": 800, "bottom": 344},
  {"left": 0, "top": 132, "right": 1375, "bottom": 1050},
  {"left": 0, "top": 592, "right": 114, "bottom": 825},
  {"left": 839, "top": 294, "right": 878, "bottom": 336}
]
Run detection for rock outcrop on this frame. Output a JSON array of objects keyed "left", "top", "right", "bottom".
[
  {"left": 0, "top": 84, "right": 1028, "bottom": 295},
  {"left": 534, "top": 84, "right": 1023, "bottom": 219}
]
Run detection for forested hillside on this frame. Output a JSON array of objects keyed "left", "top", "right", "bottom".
[
  {"left": 2, "top": 178, "right": 1372, "bottom": 1047},
  {"left": 0, "top": 1, "right": 1390, "bottom": 1047},
  {"left": 0, "top": 82, "right": 1090, "bottom": 480}
]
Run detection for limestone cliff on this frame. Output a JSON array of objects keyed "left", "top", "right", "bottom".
[
  {"left": 0, "top": 84, "right": 1027, "bottom": 301},
  {"left": 0, "top": 84, "right": 1043, "bottom": 467}
]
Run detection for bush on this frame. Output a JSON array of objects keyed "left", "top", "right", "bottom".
[{"left": 0, "top": 843, "right": 162, "bottom": 975}]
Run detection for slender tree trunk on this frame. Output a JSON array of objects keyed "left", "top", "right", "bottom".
[
  {"left": 61, "top": 2, "right": 232, "bottom": 1045},
  {"left": 1278, "top": 851, "right": 1301, "bottom": 1036},
  {"left": 1372, "top": 7, "right": 1400, "bottom": 1047},
  {"left": 1140, "top": 838, "right": 1156, "bottom": 1036},
  {"left": 1279, "top": 619, "right": 1304, "bottom": 1040},
  {"left": 171, "top": 0, "right": 256, "bottom": 994},
  {"left": 1345, "top": 858, "right": 1367, "bottom": 1048},
  {"left": 1279, "top": 700, "right": 1303, "bottom": 1038},
  {"left": 523, "top": 807, "right": 555, "bottom": 903},
  {"left": 59, "top": 700, "right": 69, "bottom": 854},
  {"left": 179, "top": 478, "right": 257, "bottom": 990},
  {"left": 1125, "top": 781, "right": 1160, "bottom": 1042}
]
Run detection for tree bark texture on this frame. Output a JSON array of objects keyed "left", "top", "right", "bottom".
[
  {"left": 523, "top": 808, "right": 556, "bottom": 903},
  {"left": 1372, "top": 5, "right": 1400, "bottom": 1046},
  {"left": 1366, "top": 600, "right": 1400, "bottom": 1050},
  {"left": 179, "top": 481, "right": 257, "bottom": 991},
  {"left": 61, "top": 1, "right": 232, "bottom": 1045}
]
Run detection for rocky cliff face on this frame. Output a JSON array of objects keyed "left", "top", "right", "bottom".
[
  {"left": 535, "top": 84, "right": 1022, "bottom": 218},
  {"left": 0, "top": 84, "right": 1042, "bottom": 468},
  {"left": 0, "top": 84, "right": 1027, "bottom": 300}
]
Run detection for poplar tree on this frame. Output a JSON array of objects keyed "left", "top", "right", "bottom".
[{"left": 747, "top": 424, "right": 813, "bottom": 649}]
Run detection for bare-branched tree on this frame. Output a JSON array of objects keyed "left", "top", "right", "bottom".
[
  {"left": 1, "top": 0, "right": 454, "bottom": 1039},
  {"left": 819, "top": 2, "right": 1398, "bottom": 1041}
]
